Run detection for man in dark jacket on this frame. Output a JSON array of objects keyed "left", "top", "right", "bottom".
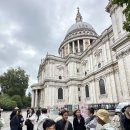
[
  {"left": 10, "top": 110, "right": 20, "bottom": 130},
  {"left": 56, "top": 110, "right": 73, "bottom": 130},
  {"left": 36, "top": 108, "right": 41, "bottom": 122}
]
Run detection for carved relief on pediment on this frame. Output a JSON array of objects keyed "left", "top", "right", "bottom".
[
  {"left": 94, "top": 49, "right": 102, "bottom": 56},
  {"left": 82, "top": 60, "right": 88, "bottom": 65}
]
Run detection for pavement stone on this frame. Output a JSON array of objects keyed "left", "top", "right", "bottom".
[
  {"left": 0, "top": 110, "right": 73, "bottom": 130},
  {"left": 1, "top": 110, "right": 104, "bottom": 130}
]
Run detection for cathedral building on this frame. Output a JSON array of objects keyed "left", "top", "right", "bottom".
[{"left": 31, "top": 1, "right": 130, "bottom": 108}]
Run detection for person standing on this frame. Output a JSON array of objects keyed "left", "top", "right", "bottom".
[
  {"left": 10, "top": 110, "right": 20, "bottom": 130},
  {"left": 112, "top": 112, "right": 120, "bottom": 129},
  {"left": 120, "top": 105, "right": 130, "bottom": 130},
  {"left": 73, "top": 109, "right": 86, "bottom": 130},
  {"left": 85, "top": 107, "right": 97, "bottom": 130},
  {"left": 56, "top": 110, "right": 73, "bottom": 130},
  {"left": 0, "top": 108, "right": 5, "bottom": 130},
  {"left": 26, "top": 107, "right": 30, "bottom": 118},
  {"left": 36, "top": 108, "right": 41, "bottom": 122},
  {"left": 17, "top": 110, "right": 24, "bottom": 130},
  {"left": 55, "top": 111, "right": 62, "bottom": 122},
  {"left": 96, "top": 109, "right": 116, "bottom": 130},
  {"left": 26, "top": 108, "right": 36, "bottom": 130},
  {"left": 37, "top": 108, "right": 49, "bottom": 130},
  {"left": 43, "top": 119, "right": 55, "bottom": 130}
]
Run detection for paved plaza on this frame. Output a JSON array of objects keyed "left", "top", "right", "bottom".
[
  {"left": 1, "top": 110, "right": 104, "bottom": 130},
  {"left": 1, "top": 110, "right": 73, "bottom": 130}
]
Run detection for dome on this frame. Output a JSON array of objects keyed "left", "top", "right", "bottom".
[{"left": 66, "top": 22, "right": 95, "bottom": 35}]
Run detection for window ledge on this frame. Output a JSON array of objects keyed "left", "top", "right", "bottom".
[
  {"left": 57, "top": 99, "right": 64, "bottom": 102},
  {"left": 86, "top": 97, "right": 90, "bottom": 100},
  {"left": 99, "top": 94, "right": 107, "bottom": 99}
]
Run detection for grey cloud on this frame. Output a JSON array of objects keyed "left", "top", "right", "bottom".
[{"left": 0, "top": 0, "right": 111, "bottom": 86}]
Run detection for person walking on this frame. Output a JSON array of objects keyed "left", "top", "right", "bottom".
[
  {"left": 96, "top": 109, "right": 116, "bottom": 130},
  {"left": 37, "top": 108, "right": 49, "bottom": 130},
  {"left": 25, "top": 108, "right": 36, "bottom": 130},
  {"left": 56, "top": 110, "right": 73, "bottom": 130},
  {"left": 120, "top": 105, "right": 130, "bottom": 130},
  {"left": 73, "top": 109, "right": 86, "bottom": 130},
  {"left": 85, "top": 107, "right": 97, "bottom": 130}
]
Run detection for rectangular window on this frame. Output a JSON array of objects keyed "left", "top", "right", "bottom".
[
  {"left": 78, "top": 96, "right": 81, "bottom": 101},
  {"left": 85, "top": 85, "right": 89, "bottom": 97},
  {"left": 78, "top": 87, "right": 80, "bottom": 91}
]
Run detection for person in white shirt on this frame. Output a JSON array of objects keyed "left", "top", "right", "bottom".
[
  {"left": 37, "top": 108, "right": 49, "bottom": 130},
  {"left": 55, "top": 111, "right": 62, "bottom": 122},
  {"left": 26, "top": 108, "right": 36, "bottom": 130}
]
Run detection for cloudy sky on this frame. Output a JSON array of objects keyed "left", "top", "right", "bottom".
[{"left": 0, "top": 0, "right": 111, "bottom": 91}]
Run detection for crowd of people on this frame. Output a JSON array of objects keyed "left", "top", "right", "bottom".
[{"left": 0, "top": 105, "right": 130, "bottom": 130}]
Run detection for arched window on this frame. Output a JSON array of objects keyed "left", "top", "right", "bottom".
[
  {"left": 58, "top": 88, "right": 63, "bottom": 99},
  {"left": 85, "top": 85, "right": 89, "bottom": 98},
  {"left": 59, "top": 76, "right": 62, "bottom": 79},
  {"left": 99, "top": 79, "right": 106, "bottom": 95}
]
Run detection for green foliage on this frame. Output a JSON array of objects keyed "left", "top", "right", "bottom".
[
  {"left": 22, "top": 96, "right": 31, "bottom": 108},
  {"left": 0, "top": 95, "right": 17, "bottom": 111},
  {"left": 11, "top": 95, "right": 23, "bottom": 108},
  {"left": 112, "top": 0, "right": 130, "bottom": 32},
  {"left": 0, "top": 67, "right": 29, "bottom": 97}
]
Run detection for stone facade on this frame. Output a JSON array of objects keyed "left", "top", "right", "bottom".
[{"left": 31, "top": 1, "right": 130, "bottom": 108}]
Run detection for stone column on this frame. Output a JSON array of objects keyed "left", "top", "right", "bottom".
[
  {"left": 78, "top": 40, "right": 80, "bottom": 52},
  {"left": 31, "top": 90, "right": 35, "bottom": 107},
  {"left": 72, "top": 41, "right": 75, "bottom": 53},
  {"left": 91, "top": 81, "right": 96, "bottom": 103},
  {"left": 83, "top": 39, "right": 86, "bottom": 51},
  {"left": 95, "top": 79, "right": 98, "bottom": 103},
  {"left": 118, "top": 58, "right": 130, "bottom": 100},
  {"left": 107, "top": 74, "right": 113, "bottom": 102},
  {"left": 124, "top": 54, "right": 130, "bottom": 89},
  {"left": 68, "top": 44, "right": 70, "bottom": 54},
  {"left": 35, "top": 89, "right": 38, "bottom": 108},
  {"left": 110, "top": 73, "right": 118, "bottom": 102},
  {"left": 62, "top": 49, "right": 64, "bottom": 57}
]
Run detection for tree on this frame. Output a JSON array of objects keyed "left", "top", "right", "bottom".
[
  {"left": 112, "top": 0, "right": 130, "bottom": 32},
  {"left": 0, "top": 67, "right": 29, "bottom": 97},
  {"left": 11, "top": 95, "right": 23, "bottom": 108}
]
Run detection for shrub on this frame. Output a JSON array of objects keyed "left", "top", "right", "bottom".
[{"left": 0, "top": 96, "right": 16, "bottom": 111}]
